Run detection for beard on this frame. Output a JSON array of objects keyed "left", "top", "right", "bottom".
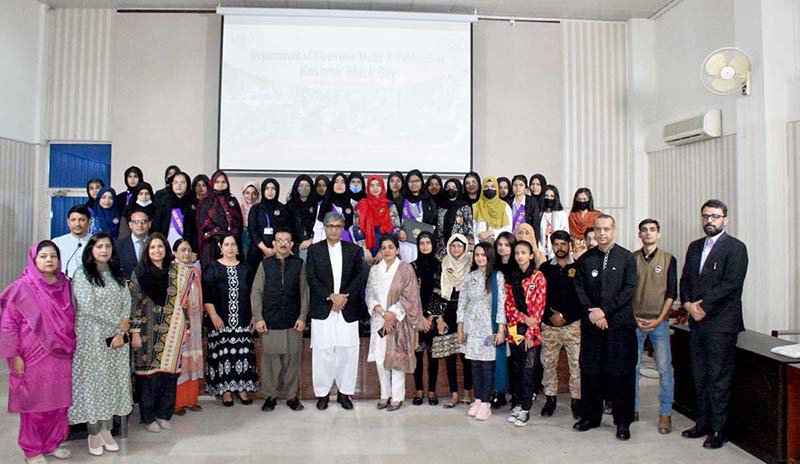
[
  {"left": 703, "top": 224, "right": 721, "bottom": 237},
  {"left": 554, "top": 250, "right": 569, "bottom": 259}
]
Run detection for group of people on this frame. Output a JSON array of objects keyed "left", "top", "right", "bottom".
[{"left": 0, "top": 165, "right": 748, "bottom": 463}]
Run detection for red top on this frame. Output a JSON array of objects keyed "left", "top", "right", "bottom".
[{"left": 504, "top": 270, "right": 546, "bottom": 345}]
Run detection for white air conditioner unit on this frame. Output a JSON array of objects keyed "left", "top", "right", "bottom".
[{"left": 662, "top": 110, "right": 722, "bottom": 146}]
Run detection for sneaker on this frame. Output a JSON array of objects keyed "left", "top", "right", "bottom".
[
  {"left": 145, "top": 421, "right": 161, "bottom": 433},
  {"left": 475, "top": 403, "right": 492, "bottom": 421},
  {"left": 514, "top": 410, "right": 531, "bottom": 427},
  {"left": 507, "top": 405, "right": 522, "bottom": 423},
  {"left": 467, "top": 399, "right": 482, "bottom": 417},
  {"left": 156, "top": 418, "right": 172, "bottom": 430}
]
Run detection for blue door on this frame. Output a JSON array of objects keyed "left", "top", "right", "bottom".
[{"left": 49, "top": 144, "right": 111, "bottom": 238}]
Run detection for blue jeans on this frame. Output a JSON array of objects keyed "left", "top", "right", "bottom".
[{"left": 635, "top": 320, "right": 674, "bottom": 415}]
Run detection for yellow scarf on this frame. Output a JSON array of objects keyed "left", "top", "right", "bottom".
[{"left": 473, "top": 176, "right": 510, "bottom": 229}]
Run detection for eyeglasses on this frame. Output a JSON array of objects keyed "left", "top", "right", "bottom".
[
  {"left": 130, "top": 220, "right": 150, "bottom": 225},
  {"left": 701, "top": 214, "right": 725, "bottom": 221},
  {"left": 325, "top": 224, "right": 343, "bottom": 229},
  {"left": 274, "top": 238, "right": 292, "bottom": 244}
]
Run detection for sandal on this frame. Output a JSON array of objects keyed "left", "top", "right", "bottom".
[
  {"left": 377, "top": 398, "right": 390, "bottom": 410},
  {"left": 443, "top": 394, "right": 459, "bottom": 409},
  {"left": 48, "top": 447, "right": 72, "bottom": 459},
  {"left": 188, "top": 404, "right": 203, "bottom": 411}
]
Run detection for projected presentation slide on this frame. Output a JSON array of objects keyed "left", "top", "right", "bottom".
[{"left": 218, "top": 14, "right": 472, "bottom": 173}]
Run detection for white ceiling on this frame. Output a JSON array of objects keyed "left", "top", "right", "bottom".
[{"left": 36, "top": 0, "right": 674, "bottom": 21}]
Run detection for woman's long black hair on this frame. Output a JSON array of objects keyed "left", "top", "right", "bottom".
[{"left": 81, "top": 232, "right": 126, "bottom": 287}]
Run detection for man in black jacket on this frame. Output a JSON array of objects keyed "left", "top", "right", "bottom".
[
  {"left": 573, "top": 214, "right": 638, "bottom": 440},
  {"left": 117, "top": 207, "right": 151, "bottom": 279},
  {"left": 306, "top": 212, "right": 366, "bottom": 411},
  {"left": 679, "top": 199, "right": 748, "bottom": 449}
]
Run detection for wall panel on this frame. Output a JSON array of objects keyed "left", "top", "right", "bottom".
[{"left": 0, "top": 138, "right": 37, "bottom": 288}]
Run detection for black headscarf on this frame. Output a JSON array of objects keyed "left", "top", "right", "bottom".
[
  {"left": 402, "top": 169, "right": 428, "bottom": 203},
  {"left": 287, "top": 175, "right": 318, "bottom": 242},
  {"left": 425, "top": 174, "right": 447, "bottom": 208},
  {"left": 346, "top": 172, "right": 367, "bottom": 202},
  {"left": 386, "top": 171, "right": 405, "bottom": 210},
  {"left": 135, "top": 235, "right": 173, "bottom": 306},
  {"left": 529, "top": 173, "right": 548, "bottom": 202},
  {"left": 412, "top": 231, "right": 440, "bottom": 308},
  {"left": 259, "top": 178, "right": 282, "bottom": 212},
  {"left": 443, "top": 178, "right": 469, "bottom": 239},
  {"left": 462, "top": 171, "right": 481, "bottom": 204},
  {"left": 314, "top": 175, "right": 330, "bottom": 198},
  {"left": 124, "top": 181, "right": 156, "bottom": 220},
  {"left": 116, "top": 166, "right": 143, "bottom": 214},
  {"left": 318, "top": 172, "right": 354, "bottom": 227}
]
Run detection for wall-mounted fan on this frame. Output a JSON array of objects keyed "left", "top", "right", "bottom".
[{"left": 701, "top": 47, "right": 751, "bottom": 96}]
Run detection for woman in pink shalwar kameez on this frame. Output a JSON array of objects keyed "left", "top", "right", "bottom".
[{"left": 0, "top": 241, "right": 76, "bottom": 463}]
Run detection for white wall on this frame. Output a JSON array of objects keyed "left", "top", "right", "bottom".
[
  {"left": 0, "top": 0, "right": 48, "bottom": 144},
  {"left": 645, "top": 0, "right": 737, "bottom": 152}
]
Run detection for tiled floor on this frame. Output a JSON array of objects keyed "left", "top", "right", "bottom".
[{"left": 0, "top": 365, "right": 759, "bottom": 463}]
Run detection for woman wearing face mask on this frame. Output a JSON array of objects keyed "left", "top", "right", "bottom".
[
  {"left": 508, "top": 174, "right": 543, "bottom": 242},
  {"left": 314, "top": 175, "right": 330, "bottom": 199},
  {"left": 497, "top": 177, "right": 512, "bottom": 204},
  {"left": 347, "top": 172, "right": 367, "bottom": 208},
  {"left": 538, "top": 185, "right": 569, "bottom": 260},
  {"left": 171, "top": 239, "right": 204, "bottom": 416},
  {"left": 473, "top": 177, "right": 513, "bottom": 244},
  {"left": 153, "top": 172, "right": 196, "bottom": 249},
  {"left": 124, "top": 182, "right": 156, "bottom": 224},
  {"left": 462, "top": 172, "right": 482, "bottom": 205},
  {"left": 438, "top": 234, "right": 474, "bottom": 408},
  {"left": 504, "top": 240, "right": 546, "bottom": 427},
  {"left": 529, "top": 173, "right": 548, "bottom": 206},
  {"left": 314, "top": 172, "right": 354, "bottom": 244},
  {"left": 457, "top": 243, "right": 507, "bottom": 421},
  {"left": 286, "top": 175, "right": 318, "bottom": 258},
  {"left": 247, "top": 178, "right": 289, "bottom": 271},
  {"left": 386, "top": 171, "right": 405, "bottom": 211},
  {"left": 197, "top": 170, "right": 243, "bottom": 267},
  {"left": 398, "top": 170, "right": 438, "bottom": 263},
  {"left": 568, "top": 187, "right": 602, "bottom": 240},
  {"left": 93, "top": 187, "right": 121, "bottom": 240},
  {"left": 353, "top": 175, "right": 402, "bottom": 264},
  {"left": 425, "top": 174, "right": 447, "bottom": 209},
  {"left": 115, "top": 166, "right": 143, "bottom": 215},
  {"left": 411, "top": 231, "right": 444, "bottom": 406},
  {"left": 436, "top": 179, "right": 474, "bottom": 259}
]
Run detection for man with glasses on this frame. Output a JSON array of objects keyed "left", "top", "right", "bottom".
[
  {"left": 679, "top": 199, "right": 748, "bottom": 449},
  {"left": 306, "top": 212, "right": 366, "bottom": 410},
  {"left": 252, "top": 228, "right": 309, "bottom": 412},
  {"left": 117, "top": 206, "right": 152, "bottom": 279}
]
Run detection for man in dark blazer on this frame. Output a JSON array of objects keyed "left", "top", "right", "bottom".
[
  {"left": 117, "top": 207, "right": 152, "bottom": 279},
  {"left": 306, "top": 211, "right": 366, "bottom": 411},
  {"left": 679, "top": 199, "right": 748, "bottom": 450},
  {"left": 573, "top": 214, "right": 639, "bottom": 441}
]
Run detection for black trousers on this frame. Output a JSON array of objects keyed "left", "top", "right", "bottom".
[
  {"left": 413, "top": 329, "right": 439, "bottom": 391},
  {"left": 689, "top": 330, "right": 738, "bottom": 433},
  {"left": 445, "top": 353, "right": 472, "bottom": 393},
  {"left": 471, "top": 360, "right": 496, "bottom": 402},
  {"left": 509, "top": 343, "right": 541, "bottom": 411},
  {"left": 138, "top": 373, "right": 178, "bottom": 424},
  {"left": 579, "top": 326, "right": 637, "bottom": 426}
]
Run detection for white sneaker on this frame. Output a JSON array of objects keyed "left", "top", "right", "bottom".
[
  {"left": 514, "top": 410, "right": 531, "bottom": 427},
  {"left": 467, "top": 399, "right": 482, "bottom": 417},
  {"left": 507, "top": 405, "right": 522, "bottom": 423},
  {"left": 99, "top": 430, "right": 119, "bottom": 451}
]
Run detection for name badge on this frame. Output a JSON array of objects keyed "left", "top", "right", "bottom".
[
  {"left": 591, "top": 269, "right": 599, "bottom": 278},
  {"left": 263, "top": 227, "right": 274, "bottom": 235}
]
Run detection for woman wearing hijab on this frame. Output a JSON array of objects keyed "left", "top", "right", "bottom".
[
  {"left": 438, "top": 234, "right": 473, "bottom": 408},
  {"left": 240, "top": 182, "right": 260, "bottom": 260},
  {"left": 504, "top": 240, "right": 547, "bottom": 427},
  {"left": 353, "top": 175, "right": 402, "bottom": 264},
  {"left": 386, "top": 171, "right": 405, "bottom": 211},
  {"left": 497, "top": 177, "right": 512, "bottom": 204},
  {"left": 85, "top": 178, "right": 105, "bottom": 210},
  {"left": 93, "top": 187, "right": 121, "bottom": 240},
  {"left": 425, "top": 174, "right": 447, "bottom": 209},
  {"left": 529, "top": 173, "right": 548, "bottom": 205},
  {"left": 115, "top": 166, "right": 143, "bottom": 215},
  {"left": 398, "top": 169, "right": 438, "bottom": 262},
  {"left": 153, "top": 172, "right": 196, "bottom": 249},
  {"left": 457, "top": 242, "right": 507, "bottom": 421},
  {"left": 473, "top": 177, "right": 513, "bottom": 244},
  {"left": 568, "top": 187, "right": 603, "bottom": 240},
  {"left": 285, "top": 174, "right": 318, "bottom": 257},
  {"left": 314, "top": 175, "right": 330, "bottom": 199},
  {"left": 347, "top": 172, "right": 367, "bottom": 207},
  {"left": 1, "top": 241, "right": 76, "bottom": 463},
  {"left": 124, "top": 182, "right": 156, "bottom": 223},
  {"left": 366, "top": 235, "right": 422, "bottom": 411},
  {"left": 172, "top": 239, "right": 204, "bottom": 416},
  {"left": 130, "top": 233, "right": 191, "bottom": 432},
  {"left": 197, "top": 170, "right": 243, "bottom": 266},
  {"left": 315, "top": 172, "right": 355, "bottom": 243},
  {"left": 411, "top": 231, "right": 445, "bottom": 406},
  {"left": 462, "top": 172, "right": 482, "bottom": 205},
  {"left": 539, "top": 185, "right": 569, "bottom": 260},
  {"left": 69, "top": 233, "right": 132, "bottom": 456},
  {"left": 247, "top": 178, "right": 289, "bottom": 271},
  {"left": 154, "top": 165, "right": 181, "bottom": 204},
  {"left": 436, "top": 178, "right": 474, "bottom": 259}
]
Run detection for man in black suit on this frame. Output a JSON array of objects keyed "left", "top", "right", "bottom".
[
  {"left": 306, "top": 211, "right": 366, "bottom": 411},
  {"left": 679, "top": 199, "right": 748, "bottom": 449},
  {"left": 572, "top": 214, "right": 639, "bottom": 441},
  {"left": 117, "top": 207, "right": 152, "bottom": 279}
]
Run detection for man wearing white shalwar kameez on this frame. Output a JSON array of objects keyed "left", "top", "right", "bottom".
[{"left": 306, "top": 212, "right": 366, "bottom": 410}]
